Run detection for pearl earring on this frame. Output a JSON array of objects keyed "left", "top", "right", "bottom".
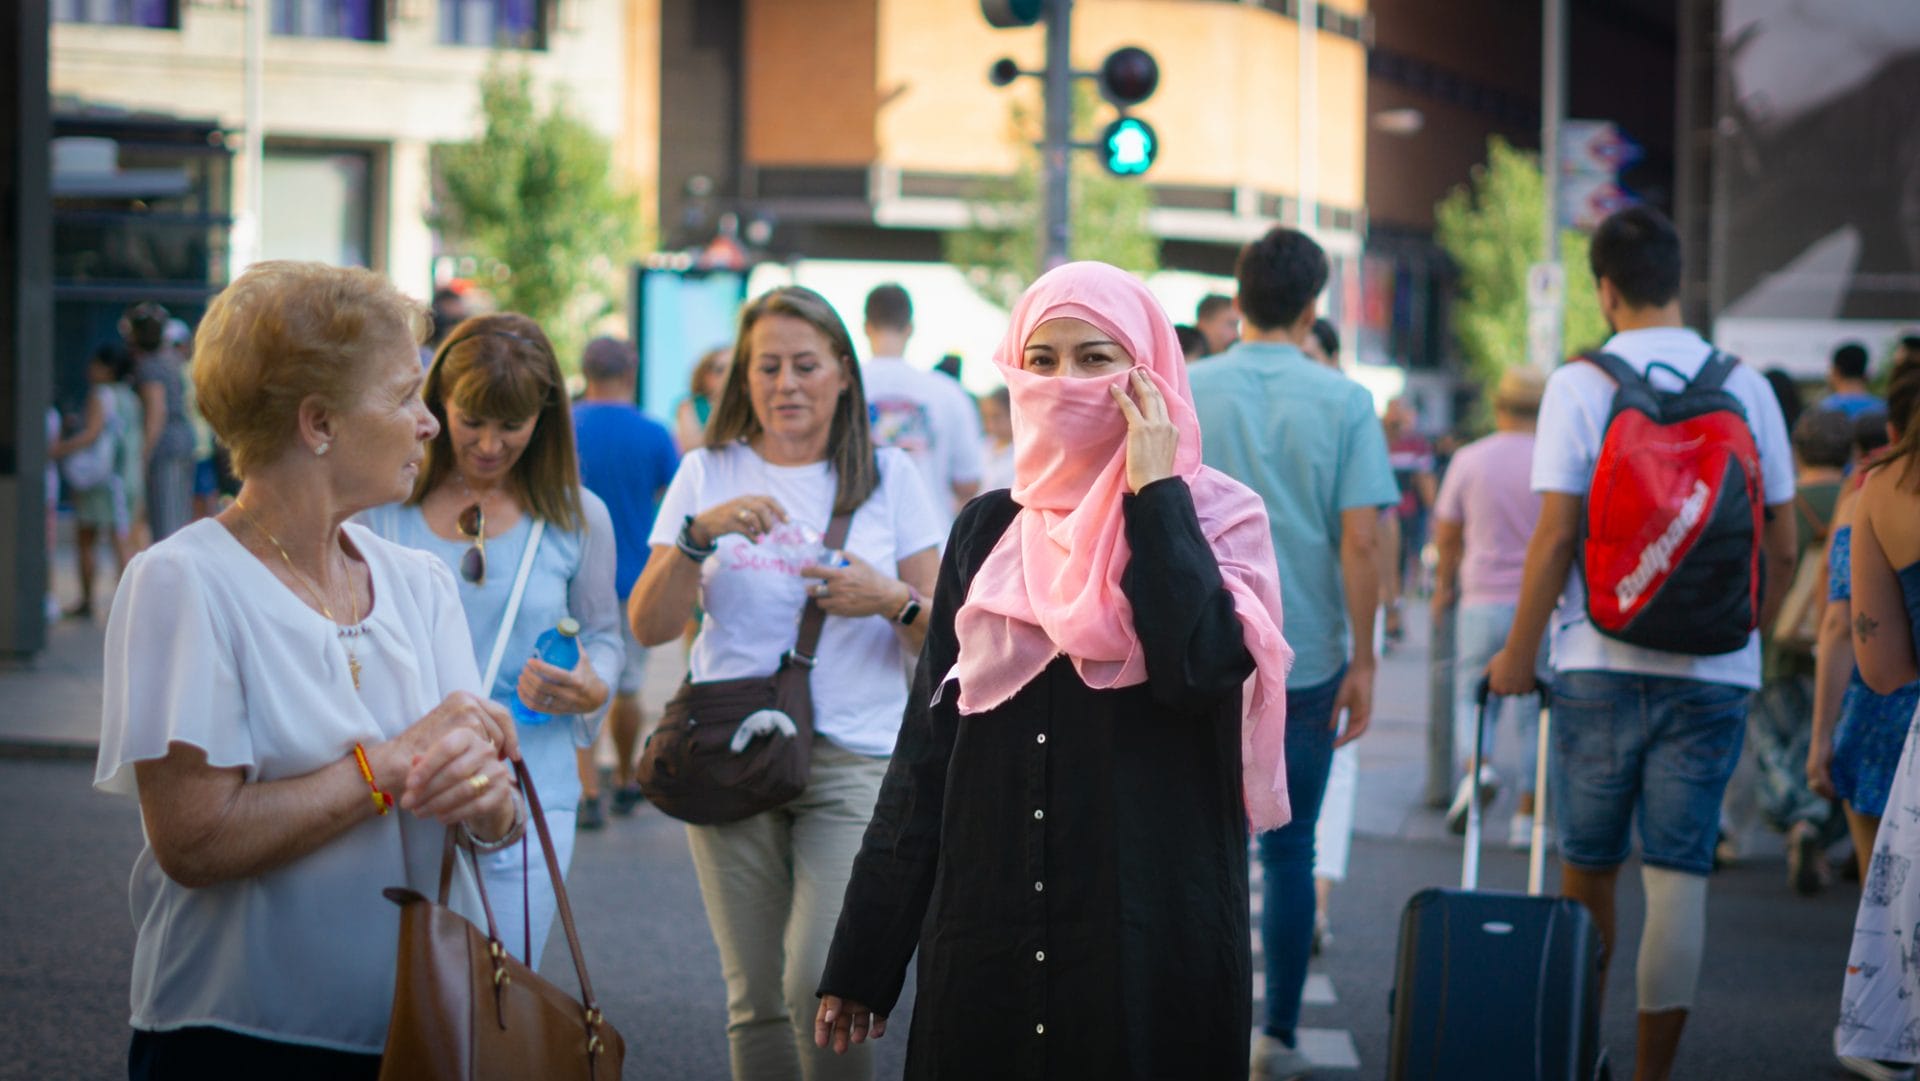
[{"left": 315, "top": 443, "right": 331, "bottom": 457}]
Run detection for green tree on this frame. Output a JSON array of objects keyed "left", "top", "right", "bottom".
[
  {"left": 435, "top": 67, "right": 643, "bottom": 368},
  {"left": 944, "top": 87, "right": 1160, "bottom": 310},
  {"left": 1435, "top": 136, "right": 1609, "bottom": 392}
]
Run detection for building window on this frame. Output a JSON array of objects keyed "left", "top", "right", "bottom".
[
  {"left": 54, "top": 0, "right": 178, "bottom": 29},
  {"left": 441, "top": 0, "right": 547, "bottom": 49},
  {"left": 262, "top": 148, "right": 377, "bottom": 270},
  {"left": 273, "top": 0, "right": 383, "bottom": 41}
]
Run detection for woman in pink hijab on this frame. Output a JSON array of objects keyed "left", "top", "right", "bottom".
[{"left": 815, "top": 262, "right": 1292, "bottom": 1078}]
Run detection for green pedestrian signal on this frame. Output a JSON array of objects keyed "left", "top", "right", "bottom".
[{"left": 1101, "top": 116, "right": 1157, "bottom": 177}]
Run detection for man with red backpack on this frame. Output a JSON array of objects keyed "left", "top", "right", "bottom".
[{"left": 1488, "top": 205, "right": 1797, "bottom": 1081}]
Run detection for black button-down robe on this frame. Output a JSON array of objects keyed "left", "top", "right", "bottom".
[{"left": 820, "top": 479, "right": 1259, "bottom": 1080}]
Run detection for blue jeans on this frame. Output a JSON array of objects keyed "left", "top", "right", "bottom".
[
  {"left": 1452, "top": 602, "right": 1547, "bottom": 789},
  {"left": 1550, "top": 670, "right": 1748, "bottom": 876},
  {"left": 1256, "top": 666, "right": 1344, "bottom": 1042}
]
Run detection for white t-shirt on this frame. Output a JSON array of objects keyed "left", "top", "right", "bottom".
[
  {"left": 649, "top": 443, "right": 944, "bottom": 755},
  {"left": 861, "top": 357, "right": 984, "bottom": 533},
  {"left": 1531, "top": 326, "right": 1795, "bottom": 688},
  {"left": 95, "top": 519, "right": 486, "bottom": 1052}
]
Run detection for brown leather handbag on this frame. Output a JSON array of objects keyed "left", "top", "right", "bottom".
[
  {"left": 378, "top": 760, "right": 624, "bottom": 1080},
  {"left": 637, "top": 503, "right": 853, "bottom": 826}
]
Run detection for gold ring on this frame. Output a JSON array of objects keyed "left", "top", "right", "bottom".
[
  {"left": 468, "top": 773, "right": 490, "bottom": 793},
  {"left": 737, "top": 509, "right": 751, "bottom": 522}
]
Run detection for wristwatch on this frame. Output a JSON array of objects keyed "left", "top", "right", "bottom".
[{"left": 895, "top": 588, "right": 924, "bottom": 627}]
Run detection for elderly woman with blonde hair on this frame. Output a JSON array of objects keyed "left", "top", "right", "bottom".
[{"left": 96, "top": 261, "right": 525, "bottom": 1080}]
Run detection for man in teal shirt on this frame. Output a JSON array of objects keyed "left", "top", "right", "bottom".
[{"left": 1188, "top": 226, "right": 1397, "bottom": 1081}]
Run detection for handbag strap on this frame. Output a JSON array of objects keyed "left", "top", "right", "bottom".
[
  {"left": 787, "top": 494, "right": 855, "bottom": 668},
  {"left": 481, "top": 518, "right": 547, "bottom": 691},
  {"left": 514, "top": 758, "right": 605, "bottom": 1015},
  {"left": 427, "top": 761, "right": 605, "bottom": 1017}
]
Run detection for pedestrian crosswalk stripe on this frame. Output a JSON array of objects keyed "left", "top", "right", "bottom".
[
  {"left": 1251, "top": 971, "right": 1336, "bottom": 1006},
  {"left": 1295, "top": 1027, "right": 1361, "bottom": 1070}
]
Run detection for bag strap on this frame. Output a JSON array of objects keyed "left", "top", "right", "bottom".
[
  {"left": 481, "top": 518, "right": 547, "bottom": 690},
  {"left": 1580, "top": 350, "right": 1642, "bottom": 390},
  {"left": 1795, "top": 492, "right": 1828, "bottom": 541},
  {"left": 1689, "top": 349, "right": 1737, "bottom": 392},
  {"left": 514, "top": 758, "right": 606, "bottom": 1018},
  {"left": 783, "top": 474, "right": 857, "bottom": 670}
]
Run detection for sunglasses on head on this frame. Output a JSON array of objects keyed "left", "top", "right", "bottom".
[{"left": 456, "top": 503, "right": 486, "bottom": 584}]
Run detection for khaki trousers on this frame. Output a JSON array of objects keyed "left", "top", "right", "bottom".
[{"left": 685, "top": 737, "right": 889, "bottom": 1081}]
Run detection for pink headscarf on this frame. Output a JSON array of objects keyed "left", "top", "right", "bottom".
[{"left": 953, "top": 262, "right": 1296, "bottom": 831}]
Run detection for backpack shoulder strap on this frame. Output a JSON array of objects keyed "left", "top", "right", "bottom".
[
  {"left": 1580, "top": 351, "right": 1643, "bottom": 389},
  {"left": 1689, "top": 350, "right": 1737, "bottom": 392}
]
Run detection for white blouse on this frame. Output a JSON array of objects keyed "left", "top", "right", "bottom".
[{"left": 95, "top": 519, "right": 487, "bottom": 1053}]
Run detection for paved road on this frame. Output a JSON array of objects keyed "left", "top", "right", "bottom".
[{"left": 0, "top": 586, "right": 1881, "bottom": 1079}]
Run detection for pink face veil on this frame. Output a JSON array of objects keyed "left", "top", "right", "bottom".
[{"left": 951, "top": 261, "right": 1297, "bottom": 831}]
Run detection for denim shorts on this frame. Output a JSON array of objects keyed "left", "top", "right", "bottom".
[{"left": 1550, "top": 670, "right": 1748, "bottom": 876}]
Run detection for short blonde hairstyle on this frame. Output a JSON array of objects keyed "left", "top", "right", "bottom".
[{"left": 193, "top": 261, "right": 427, "bottom": 477}]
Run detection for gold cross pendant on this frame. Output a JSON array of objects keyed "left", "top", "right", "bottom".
[{"left": 348, "top": 653, "right": 363, "bottom": 692}]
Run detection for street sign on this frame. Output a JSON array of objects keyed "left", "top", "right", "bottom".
[
  {"left": 1560, "top": 120, "right": 1642, "bottom": 174},
  {"left": 1558, "top": 175, "right": 1637, "bottom": 231},
  {"left": 1557, "top": 118, "right": 1639, "bottom": 231},
  {"left": 1527, "top": 262, "right": 1565, "bottom": 310},
  {"left": 1528, "top": 307, "right": 1561, "bottom": 370}
]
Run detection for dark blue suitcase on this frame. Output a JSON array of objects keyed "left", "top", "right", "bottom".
[{"left": 1386, "top": 682, "right": 1610, "bottom": 1081}]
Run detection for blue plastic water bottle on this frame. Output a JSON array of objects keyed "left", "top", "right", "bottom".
[{"left": 511, "top": 617, "right": 581, "bottom": 726}]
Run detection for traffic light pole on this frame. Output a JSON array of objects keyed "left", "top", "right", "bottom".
[
  {"left": 1537, "top": 0, "right": 1566, "bottom": 372},
  {"left": 1041, "top": 0, "right": 1073, "bottom": 270}
]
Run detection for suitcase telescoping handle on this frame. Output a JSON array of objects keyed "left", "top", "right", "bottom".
[{"left": 1465, "top": 677, "right": 1554, "bottom": 895}]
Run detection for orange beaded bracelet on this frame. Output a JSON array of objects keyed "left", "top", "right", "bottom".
[{"left": 351, "top": 742, "right": 394, "bottom": 816}]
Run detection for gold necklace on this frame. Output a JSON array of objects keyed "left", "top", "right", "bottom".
[{"left": 234, "top": 499, "right": 364, "bottom": 691}]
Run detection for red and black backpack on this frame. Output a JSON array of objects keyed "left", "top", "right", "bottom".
[{"left": 1578, "top": 350, "right": 1765, "bottom": 656}]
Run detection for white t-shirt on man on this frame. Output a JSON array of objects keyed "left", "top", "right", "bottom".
[
  {"left": 1530, "top": 326, "right": 1795, "bottom": 689},
  {"left": 650, "top": 442, "right": 945, "bottom": 756},
  {"left": 861, "top": 357, "right": 984, "bottom": 535}
]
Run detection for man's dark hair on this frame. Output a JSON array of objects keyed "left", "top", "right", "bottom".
[
  {"left": 1792, "top": 406, "right": 1854, "bottom": 469},
  {"left": 1174, "top": 324, "right": 1205, "bottom": 358},
  {"left": 934, "top": 353, "right": 962, "bottom": 380},
  {"left": 1234, "top": 227, "right": 1328, "bottom": 332},
  {"left": 1832, "top": 341, "right": 1870, "bottom": 380},
  {"left": 864, "top": 283, "right": 912, "bottom": 331},
  {"left": 1588, "top": 205, "right": 1682, "bottom": 309},
  {"left": 1196, "top": 294, "right": 1233, "bottom": 321},
  {"left": 1310, "top": 317, "right": 1340, "bottom": 360},
  {"left": 581, "top": 336, "right": 638, "bottom": 383},
  {"left": 1763, "top": 368, "right": 1804, "bottom": 434},
  {"left": 1855, "top": 407, "right": 1892, "bottom": 457}
]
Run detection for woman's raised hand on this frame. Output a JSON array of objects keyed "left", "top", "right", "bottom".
[
  {"left": 690, "top": 494, "right": 789, "bottom": 545},
  {"left": 815, "top": 995, "right": 887, "bottom": 1053},
  {"left": 1110, "top": 368, "right": 1179, "bottom": 493}
]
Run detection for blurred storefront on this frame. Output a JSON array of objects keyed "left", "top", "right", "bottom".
[{"left": 49, "top": 108, "right": 230, "bottom": 411}]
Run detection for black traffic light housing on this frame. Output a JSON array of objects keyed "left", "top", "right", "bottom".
[
  {"left": 979, "top": 0, "right": 1043, "bottom": 28},
  {"left": 1097, "top": 46, "right": 1158, "bottom": 108}
]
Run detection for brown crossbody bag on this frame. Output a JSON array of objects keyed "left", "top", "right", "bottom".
[{"left": 637, "top": 488, "right": 853, "bottom": 825}]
